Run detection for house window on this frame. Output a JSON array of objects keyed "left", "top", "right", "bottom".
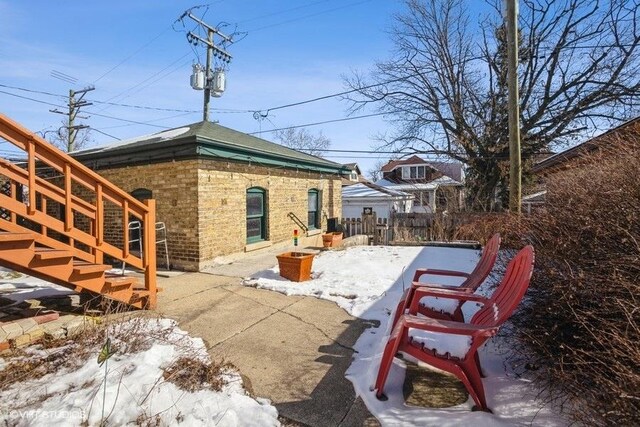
[
  {"left": 308, "top": 189, "right": 320, "bottom": 229},
  {"left": 437, "top": 191, "right": 448, "bottom": 210},
  {"left": 403, "top": 166, "right": 426, "bottom": 180},
  {"left": 413, "top": 192, "right": 429, "bottom": 206},
  {"left": 246, "top": 187, "right": 267, "bottom": 243}
]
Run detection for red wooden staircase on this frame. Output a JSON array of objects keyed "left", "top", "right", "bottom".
[{"left": 0, "top": 114, "right": 157, "bottom": 309}]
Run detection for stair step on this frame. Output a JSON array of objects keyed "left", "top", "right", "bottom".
[
  {"left": 0, "top": 232, "right": 35, "bottom": 242},
  {"left": 104, "top": 275, "right": 137, "bottom": 287},
  {"left": 34, "top": 248, "right": 73, "bottom": 261},
  {"left": 131, "top": 289, "right": 151, "bottom": 300},
  {"left": 72, "top": 261, "right": 111, "bottom": 275}
]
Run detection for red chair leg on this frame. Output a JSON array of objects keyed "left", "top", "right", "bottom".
[
  {"left": 474, "top": 351, "right": 485, "bottom": 378},
  {"left": 374, "top": 324, "right": 406, "bottom": 400},
  {"left": 460, "top": 359, "right": 489, "bottom": 411}
]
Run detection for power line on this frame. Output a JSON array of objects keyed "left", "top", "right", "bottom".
[
  {"left": 0, "top": 83, "right": 250, "bottom": 113},
  {"left": 90, "top": 99, "right": 250, "bottom": 113},
  {"left": 237, "top": 0, "right": 333, "bottom": 25},
  {"left": 98, "top": 112, "right": 197, "bottom": 130},
  {"left": 0, "top": 84, "right": 65, "bottom": 99},
  {"left": 248, "top": 112, "right": 387, "bottom": 134},
  {"left": 0, "top": 89, "right": 65, "bottom": 108},
  {"left": 115, "top": 58, "right": 193, "bottom": 103},
  {"left": 0, "top": 87, "right": 388, "bottom": 134},
  {"left": 253, "top": 42, "right": 640, "bottom": 115},
  {"left": 83, "top": 111, "right": 173, "bottom": 129},
  {"left": 256, "top": 56, "right": 486, "bottom": 114},
  {"left": 245, "top": 0, "right": 374, "bottom": 33},
  {"left": 50, "top": 86, "right": 95, "bottom": 152},
  {"left": 89, "top": 127, "right": 121, "bottom": 140},
  {"left": 93, "top": 27, "right": 173, "bottom": 84},
  {"left": 94, "top": 52, "right": 192, "bottom": 113},
  {"left": 0, "top": 89, "right": 180, "bottom": 129},
  {"left": 298, "top": 148, "right": 417, "bottom": 154}
]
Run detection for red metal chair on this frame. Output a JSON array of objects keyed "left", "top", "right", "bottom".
[
  {"left": 392, "top": 233, "right": 501, "bottom": 328},
  {"left": 374, "top": 245, "right": 534, "bottom": 412}
]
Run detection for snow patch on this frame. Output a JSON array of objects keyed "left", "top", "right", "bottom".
[{"left": 0, "top": 318, "right": 279, "bottom": 426}]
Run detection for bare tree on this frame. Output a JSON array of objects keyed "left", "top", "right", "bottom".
[
  {"left": 274, "top": 127, "right": 331, "bottom": 157},
  {"left": 44, "top": 120, "right": 93, "bottom": 152},
  {"left": 367, "top": 158, "right": 391, "bottom": 182},
  {"left": 346, "top": 0, "right": 640, "bottom": 210}
]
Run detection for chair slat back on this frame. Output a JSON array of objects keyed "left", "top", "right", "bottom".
[
  {"left": 462, "top": 233, "right": 501, "bottom": 290},
  {"left": 470, "top": 245, "right": 535, "bottom": 328}
]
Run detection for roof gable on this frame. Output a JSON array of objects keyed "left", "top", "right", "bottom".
[
  {"left": 380, "top": 155, "right": 429, "bottom": 172},
  {"left": 427, "top": 161, "right": 464, "bottom": 182}
]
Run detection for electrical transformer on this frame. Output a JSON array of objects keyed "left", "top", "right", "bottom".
[
  {"left": 211, "top": 69, "right": 226, "bottom": 97},
  {"left": 190, "top": 64, "right": 205, "bottom": 90}
]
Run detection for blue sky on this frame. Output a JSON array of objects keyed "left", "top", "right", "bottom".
[{"left": 0, "top": 0, "right": 488, "bottom": 174}]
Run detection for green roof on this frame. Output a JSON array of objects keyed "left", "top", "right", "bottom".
[{"left": 72, "top": 121, "right": 347, "bottom": 174}]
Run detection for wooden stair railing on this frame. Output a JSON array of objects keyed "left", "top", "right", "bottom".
[{"left": 0, "top": 113, "right": 157, "bottom": 308}]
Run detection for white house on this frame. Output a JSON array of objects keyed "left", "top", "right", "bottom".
[
  {"left": 377, "top": 156, "right": 464, "bottom": 213},
  {"left": 341, "top": 182, "right": 413, "bottom": 220}
]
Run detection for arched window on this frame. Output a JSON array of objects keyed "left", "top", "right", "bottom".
[
  {"left": 308, "top": 189, "right": 320, "bottom": 229},
  {"left": 131, "top": 188, "right": 153, "bottom": 201},
  {"left": 246, "top": 187, "right": 267, "bottom": 243}
]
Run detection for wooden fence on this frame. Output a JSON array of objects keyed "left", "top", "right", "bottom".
[
  {"left": 341, "top": 212, "right": 475, "bottom": 245},
  {"left": 341, "top": 214, "right": 389, "bottom": 244}
]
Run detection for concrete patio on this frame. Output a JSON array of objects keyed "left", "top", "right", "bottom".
[{"left": 156, "top": 246, "right": 380, "bottom": 426}]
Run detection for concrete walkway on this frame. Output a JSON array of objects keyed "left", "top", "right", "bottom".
[{"left": 156, "top": 247, "right": 380, "bottom": 427}]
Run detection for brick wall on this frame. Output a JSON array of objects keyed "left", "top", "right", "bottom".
[
  {"left": 87, "top": 158, "right": 342, "bottom": 271},
  {"left": 196, "top": 159, "right": 342, "bottom": 268},
  {"left": 92, "top": 160, "right": 200, "bottom": 270}
]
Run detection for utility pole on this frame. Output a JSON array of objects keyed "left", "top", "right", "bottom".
[
  {"left": 50, "top": 86, "right": 95, "bottom": 152},
  {"left": 183, "top": 12, "right": 233, "bottom": 121},
  {"left": 506, "top": 0, "right": 522, "bottom": 214}
]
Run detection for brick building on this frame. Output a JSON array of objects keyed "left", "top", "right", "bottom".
[
  {"left": 532, "top": 116, "right": 640, "bottom": 177},
  {"left": 71, "top": 121, "right": 345, "bottom": 271}
]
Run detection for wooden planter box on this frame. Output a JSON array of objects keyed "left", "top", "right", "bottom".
[
  {"left": 322, "top": 232, "right": 343, "bottom": 248},
  {"left": 276, "top": 252, "right": 315, "bottom": 282}
]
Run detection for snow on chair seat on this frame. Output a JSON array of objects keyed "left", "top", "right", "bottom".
[
  {"left": 374, "top": 245, "right": 534, "bottom": 412},
  {"left": 392, "top": 233, "right": 501, "bottom": 328}
]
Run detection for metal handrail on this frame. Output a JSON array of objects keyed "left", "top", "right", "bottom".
[{"left": 287, "top": 212, "right": 309, "bottom": 233}]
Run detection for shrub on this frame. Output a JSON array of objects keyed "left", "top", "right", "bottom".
[{"left": 457, "top": 139, "right": 640, "bottom": 425}]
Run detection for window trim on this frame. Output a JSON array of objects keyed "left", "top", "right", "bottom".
[
  {"left": 402, "top": 165, "right": 426, "bottom": 180},
  {"left": 307, "top": 189, "right": 320, "bottom": 230},
  {"left": 246, "top": 187, "right": 267, "bottom": 244}
]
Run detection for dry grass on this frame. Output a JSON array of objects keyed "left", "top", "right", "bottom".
[
  {"left": 162, "top": 357, "right": 234, "bottom": 393},
  {"left": 0, "top": 330, "right": 103, "bottom": 389}
]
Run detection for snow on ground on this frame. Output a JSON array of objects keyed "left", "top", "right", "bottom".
[
  {"left": 0, "top": 318, "right": 279, "bottom": 426},
  {"left": 0, "top": 267, "right": 74, "bottom": 304},
  {"left": 246, "top": 245, "right": 565, "bottom": 426},
  {"left": 1, "top": 269, "right": 278, "bottom": 426},
  {"left": 243, "top": 246, "right": 474, "bottom": 317}
]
